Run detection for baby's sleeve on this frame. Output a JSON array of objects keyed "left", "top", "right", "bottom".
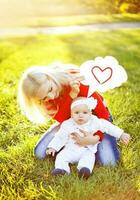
[{"left": 48, "top": 121, "right": 69, "bottom": 151}]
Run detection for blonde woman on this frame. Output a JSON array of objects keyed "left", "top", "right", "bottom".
[{"left": 18, "top": 63, "right": 120, "bottom": 165}]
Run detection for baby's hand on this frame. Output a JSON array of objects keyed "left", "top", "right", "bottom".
[
  {"left": 46, "top": 148, "right": 56, "bottom": 157},
  {"left": 120, "top": 132, "right": 131, "bottom": 145}
]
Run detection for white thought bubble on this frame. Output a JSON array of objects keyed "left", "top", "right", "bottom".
[{"left": 80, "top": 56, "right": 128, "bottom": 97}]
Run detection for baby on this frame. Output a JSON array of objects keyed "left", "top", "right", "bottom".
[{"left": 46, "top": 97, "right": 130, "bottom": 179}]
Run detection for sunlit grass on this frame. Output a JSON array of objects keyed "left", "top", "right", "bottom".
[{"left": 0, "top": 29, "right": 140, "bottom": 199}]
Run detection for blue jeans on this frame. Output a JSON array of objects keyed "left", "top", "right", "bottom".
[
  {"left": 96, "top": 134, "right": 120, "bottom": 165},
  {"left": 34, "top": 118, "right": 120, "bottom": 166},
  {"left": 34, "top": 122, "right": 60, "bottom": 160}
]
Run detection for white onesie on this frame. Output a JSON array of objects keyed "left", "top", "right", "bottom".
[{"left": 48, "top": 115, "right": 123, "bottom": 173}]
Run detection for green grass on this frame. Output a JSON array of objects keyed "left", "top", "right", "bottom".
[{"left": 0, "top": 29, "right": 140, "bottom": 199}]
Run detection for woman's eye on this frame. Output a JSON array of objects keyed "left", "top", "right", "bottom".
[
  {"left": 42, "top": 96, "right": 47, "bottom": 101},
  {"left": 84, "top": 112, "right": 87, "bottom": 114},
  {"left": 48, "top": 87, "right": 52, "bottom": 93},
  {"left": 75, "top": 112, "right": 79, "bottom": 114}
]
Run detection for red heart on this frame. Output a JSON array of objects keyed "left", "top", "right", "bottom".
[{"left": 91, "top": 66, "right": 113, "bottom": 84}]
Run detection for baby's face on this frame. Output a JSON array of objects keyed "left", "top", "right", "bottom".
[{"left": 71, "top": 104, "right": 91, "bottom": 125}]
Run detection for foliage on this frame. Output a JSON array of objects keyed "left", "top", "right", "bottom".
[
  {"left": 119, "top": 0, "right": 140, "bottom": 13},
  {"left": 79, "top": 0, "right": 118, "bottom": 14},
  {"left": 0, "top": 29, "right": 140, "bottom": 199},
  {"left": 77, "top": 0, "right": 140, "bottom": 14}
]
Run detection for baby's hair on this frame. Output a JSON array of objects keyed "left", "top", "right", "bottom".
[{"left": 18, "top": 63, "right": 80, "bottom": 123}]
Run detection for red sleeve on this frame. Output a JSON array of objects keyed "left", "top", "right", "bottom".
[
  {"left": 91, "top": 92, "right": 109, "bottom": 120},
  {"left": 94, "top": 131, "right": 104, "bottom": 141}
]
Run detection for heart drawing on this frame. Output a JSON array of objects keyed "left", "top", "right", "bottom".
[{"left": 91, "top": 66, "right": 113, "bottom": 84}]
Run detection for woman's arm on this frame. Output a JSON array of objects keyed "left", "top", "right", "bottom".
[
  {"left": 71, "top": 130, "right": 100, "bottom": 146},
  {"left": 92, "top": 92, "right": 110, "bottom": 120}
]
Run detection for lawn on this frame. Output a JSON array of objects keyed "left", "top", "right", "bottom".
[{"left": 0, "top": 29, "right": 140, "bottom": 199}]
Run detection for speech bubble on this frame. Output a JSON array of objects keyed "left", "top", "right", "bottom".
[{"left": 80, "top": 56, "right": 128, "bottom": 97}]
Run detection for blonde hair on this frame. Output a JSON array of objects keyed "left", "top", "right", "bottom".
[{"left": 18, "top": 63, "right": 80, "bottom": 124}]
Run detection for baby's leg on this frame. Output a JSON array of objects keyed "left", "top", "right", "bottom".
[
  {"left": 77, "top": 149, "right": 95, "bottom": 179},
  {"left": 55, "top": 148, "right": 80, "bottom": 174}
]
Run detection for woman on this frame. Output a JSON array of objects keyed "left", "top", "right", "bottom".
[{"left": 18, "top": 63, "right": 120, "bottom": 165}]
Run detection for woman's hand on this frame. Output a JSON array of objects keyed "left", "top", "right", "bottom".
[
  {"left": 69, "top": 76, "right": 85, "bottom": 99},
  {"left": 120, "top": 132, "right": 131, "bottom": 145},
  {"left": 46, "top": 148, "right": 56, "bottom": 156},
  {"left": 71, "top": 130, "right": 100, "bottom": 146}
]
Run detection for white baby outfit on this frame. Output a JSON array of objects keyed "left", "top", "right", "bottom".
[{"left": 48, "top": 115, "right": 123, "bottom": 173}]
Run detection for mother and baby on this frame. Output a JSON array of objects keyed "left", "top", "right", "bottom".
[{"left": 18, "top": 63, "right": 130, "bottom": 179}]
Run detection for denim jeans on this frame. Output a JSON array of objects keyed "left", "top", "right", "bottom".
[{"left": 96, "top": 113, "right": 120, "bottom": 165}]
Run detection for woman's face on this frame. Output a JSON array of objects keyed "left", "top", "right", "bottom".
[{"left": 36, "top": 78, "right": 59, "bottom": 102}]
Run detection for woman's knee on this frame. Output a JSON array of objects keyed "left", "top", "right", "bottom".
[
  {"left": 97, "top": 134, "right": 120, "bottom": 166},
  {"left": 34, "top": 123, "right": 60, "bottom": 159}
]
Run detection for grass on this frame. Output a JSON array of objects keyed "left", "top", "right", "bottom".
[
  {"left": 0, "top": 29, "right": 140, "bottom": 199},
  {"left": 1, "top": 14, "right": 140, "bottom": 28}
]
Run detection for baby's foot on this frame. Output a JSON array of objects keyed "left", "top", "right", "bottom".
[{"left": 51, "top": 168, "right": 67, "bottom": 176}]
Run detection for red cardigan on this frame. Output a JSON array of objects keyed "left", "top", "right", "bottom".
[{"left": 45, "top": 83, "right": 110, "bottom": 140}]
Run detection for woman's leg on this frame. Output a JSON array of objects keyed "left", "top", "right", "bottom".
[
  {"left": 34, "top": 122, "right": 60, "bottom": 159},
  {"left": 96, "top": 134, "right": 120, "bottom": 166},
  {"left": 96, "top": 110, "right": 120, "bottom": 166}
]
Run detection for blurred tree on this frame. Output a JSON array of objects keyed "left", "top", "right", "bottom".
[
  {"left": 118, "top": 0, "right": 140, "bottom": 13},
  {"left": 77, "top": 0, "right": 140, "bottom": 14},
  {"left": 78, "top": 0, "right": 118, "bottom": 14}
]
